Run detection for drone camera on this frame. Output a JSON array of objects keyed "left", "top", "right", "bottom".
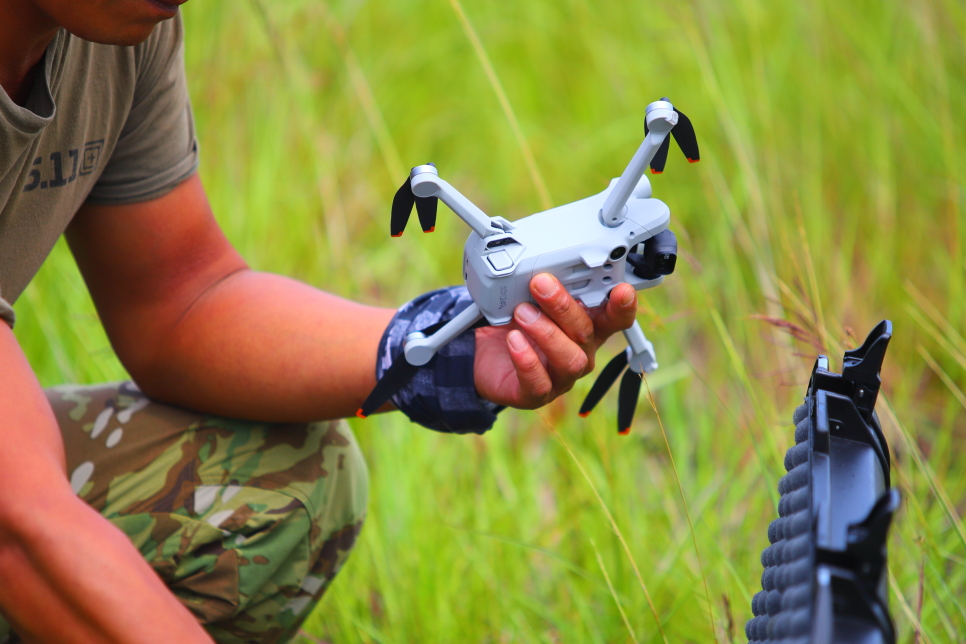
[
  {"left": 609, "top": 246, "right": 627, "bottom": 260},
  {"left": 627, "top": 229, "right": 677, "bottom": 279}
]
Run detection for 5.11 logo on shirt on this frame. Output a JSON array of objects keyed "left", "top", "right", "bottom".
[{"left": 22, "top": 140, "right": 104, "bottom": 192}]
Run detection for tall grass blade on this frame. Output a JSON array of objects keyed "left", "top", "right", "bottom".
[
  {"left": 540, "top": 413, "right": 670, "bottom": 644},
  {"left": 642, "top": 374, "right": 719, "bottom": 644},
  {"left": 879, "top": 395, "right": 966, "bottom": 555},
  {"left": 918, "top": 344, "right": 966, "bottom": 412},
  {"left": 889, "top": 568, "right": 935, "bottom": 644},
  {"left": 447, "top": 0, "right": 553, "bottom": 210},
  {"left": 315, "top": 1, "right": 406, "bottom": 180},
  {"left": 591, "top": 538, "right": 640, "bottom": 644}
]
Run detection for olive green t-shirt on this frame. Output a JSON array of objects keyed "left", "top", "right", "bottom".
[{"left": 0, "top": 15, "right": 198, "bottom": 328}]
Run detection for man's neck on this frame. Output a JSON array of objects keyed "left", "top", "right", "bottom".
[{"left": 0, "top": 0, "right": 60, "bottom": 107}]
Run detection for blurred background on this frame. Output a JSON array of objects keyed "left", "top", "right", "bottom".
[{"left": 14, "top": 0, "right": 966, "bottom": 641}]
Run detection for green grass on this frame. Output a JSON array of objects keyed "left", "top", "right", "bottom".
[{"left": 14, "top": 0, "right": 966, "bottom": 641}]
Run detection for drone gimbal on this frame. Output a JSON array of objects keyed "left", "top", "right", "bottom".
[{"left": 358, "top": 98, "right": 700, "bottom": 434}]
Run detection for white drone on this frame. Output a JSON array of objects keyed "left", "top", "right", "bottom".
[{"left": 359, "top": 98, "right": 699, "bottom": 434}]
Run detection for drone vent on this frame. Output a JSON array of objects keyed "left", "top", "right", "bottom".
[{"left": 485, "top": 237, "right": 519, "bottom": 250}]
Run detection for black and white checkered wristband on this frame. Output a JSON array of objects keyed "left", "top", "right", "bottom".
[{"left": 376, "top": 286, "right": 503, "bottom": 434}]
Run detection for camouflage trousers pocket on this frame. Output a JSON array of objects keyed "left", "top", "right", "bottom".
[
  {"left": 114, "top": 485, "right": 362, "bottom": 644},
  {"left": 0, "top": 382, "right": 368, "bottom": 644}
]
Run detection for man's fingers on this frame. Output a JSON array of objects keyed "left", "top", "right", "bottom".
[
  {"left": 506, "top": 330, "right": 552, "bottom": 406},
  {"left": 513, "top": 302, "right": 589, "bottom": 381},
  {"left": 591, "top": 282, "right": 638, "bottom": 339},
  {"left": 529, "top": 274, "right": 595, "bottom": 348}
]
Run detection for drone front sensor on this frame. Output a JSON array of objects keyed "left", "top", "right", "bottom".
[{"left": 360, "top": 99, "right": 700, "bottom": 433}]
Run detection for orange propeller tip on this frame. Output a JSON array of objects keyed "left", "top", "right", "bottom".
[
  {"left": 391, "top": 232, "right": 403, "bottom": 238},
  {"left": 618, "top": 428, "right": 631, "bottom": 435},
  {"left": 650, "top": 169, "right": 663, "bottom": 175},
  {"left": 687, "top": 158, "right": 700, "bottom": 163},
  {"left": 424, "top": 226, "right": 435, "bottom": 233},
  {"left": 355, "top": 409, "right": 368, "bottom": 419},
  {"left": 578, "top": 411, "right": 590, "bottom": 418}
]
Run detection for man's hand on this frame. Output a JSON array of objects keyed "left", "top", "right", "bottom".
[{"left": 474, "top": 273, "right": 638, "bottom": 409}]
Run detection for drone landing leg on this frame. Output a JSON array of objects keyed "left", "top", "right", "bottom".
[
  {"left": 403, "top": 302, "right": 483, "bottom": 366},
  {"left": 615, "top": 320, "right": 658, "bottom": 434},
  {"left": 357, "top": 303, "right": 485, "bottom": 419},
  {"left": 623, "top": 320, "right": 657, "bottom": 374},
  {"left": 356, "top": 304, "right": 483, "bottom": 418}
]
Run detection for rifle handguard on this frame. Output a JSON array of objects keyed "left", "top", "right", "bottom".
[{"left": 746, "top": 321, "right": 898, "bottom": 643}]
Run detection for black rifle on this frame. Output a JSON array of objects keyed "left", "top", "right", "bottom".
[{"left": 746, "top": 320, "right": 899, "bottom": 643}]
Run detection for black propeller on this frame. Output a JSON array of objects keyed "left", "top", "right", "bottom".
[
  {"left": 357, "top": 357, "right": 419, "bottom": 418},
  {"left": 617, "top": 370, "right": 642, "bottom": 435},
  {"left": 578, "top": 349, "right": 643, "bottom": 435},
  {"left": 579, "top": 351, "right": 627, "bottom": 416},
  {"left": 391, "top": 165, "right": 438, "bottom": 237},
  {"left": 643, "top": 102, "right": 700, "bottom": 174}
]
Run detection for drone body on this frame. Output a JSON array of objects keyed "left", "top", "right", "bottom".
[
  {"left": 360, "top": 99, "right": 699, "bottom": 433},
  {"left": 461, "top": 175, "right": 668, "bottom": 325}
]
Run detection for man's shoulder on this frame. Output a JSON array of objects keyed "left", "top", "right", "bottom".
[{"left": 0, "top": 14, "right": 194, "bottom": 308}]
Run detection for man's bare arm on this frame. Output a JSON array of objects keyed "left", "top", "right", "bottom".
[
  {"left": 67, "top": 174, "right": 396, "bottom": 422},
  {"left": 0, "top": 327, "right": 213, "bottom": 644}
]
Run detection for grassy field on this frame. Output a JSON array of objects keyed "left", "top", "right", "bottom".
[{"left": 14, "top": 0, "right": 966, "bottom": 641}]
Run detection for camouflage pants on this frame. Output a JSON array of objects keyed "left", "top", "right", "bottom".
[{"left": 0, "top": 382, "right": 368, "bottom": 644}]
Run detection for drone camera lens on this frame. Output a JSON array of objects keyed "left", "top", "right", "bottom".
[
  {"left": 653, "top": 253, "right": 677, "bottom": 275},
  {"left": 645, "top": 230, "right": 677, "bottom": 276},
  {"left": 609, "top": 247, "right": 627, "bottom": 260}
]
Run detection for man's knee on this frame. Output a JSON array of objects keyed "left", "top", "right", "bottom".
[
  {"left": 41, "top": 382, "right": 369, "bottom": 643},
  {"left": 187, "top": 419, "right": 369, "bottom": 642}
]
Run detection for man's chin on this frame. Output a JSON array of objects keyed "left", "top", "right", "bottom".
[{"left": 72, "top": 20, "right": 166, "bottom": 47}]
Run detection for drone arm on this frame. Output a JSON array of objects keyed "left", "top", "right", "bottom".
[
  {"left": 599, "top": 132, "right": 669, "bottom": 226},
  {"left": 411, "top": 173, "right": 499, "bottom": 239},
  {"left": 600, "top": 100, "right": 678, "bottom": 227}
]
